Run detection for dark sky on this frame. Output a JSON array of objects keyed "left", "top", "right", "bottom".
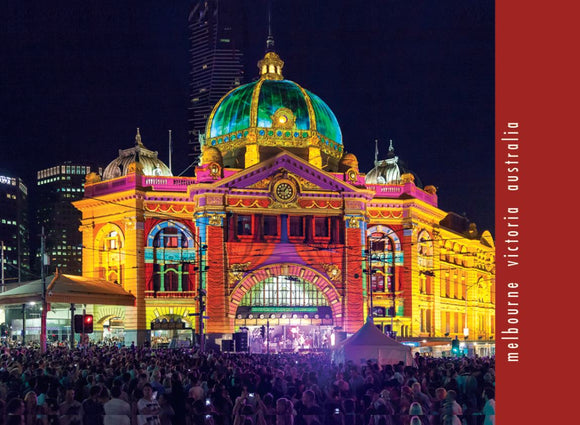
[{"left": 0, "top": 1, "right": 494, "bottom": 235}]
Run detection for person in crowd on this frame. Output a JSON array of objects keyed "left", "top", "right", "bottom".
[
  {"left": 137, "top": 383, "right": 161, "bottom": 425},
  {"left": 6, "top": 398, "right": 26, "bottom": 425},
  {"left": 275, "top": 397, "right": 294, "bottom": 425},
  {"left": 482, "top": 387, "right": 495, "bottom": 425},
  {"left": 83, "top": 385, "right": 105, "bottom": 425},
  {"left": 23, "top": 391, "right": 41, "bottom": 425},
  {"left": 44, "top": 398, "right": 61, "bottom": 425},
  {"left": 295, "top": 389, "right": 323, "bottom": 425},
  {"left": 158, "top": 393, "right": 176, "bottom": 425},
  {"left": 59, "top": 388, "right": 83, "bottom": 425},
  {"left": 429, "top": 387, "right": 447, "bottom": 425},
  {"left": 104, "top": 385, "right": 131, "bottom": 425},
  {"left": 441, "top": 390, "right": 462, "bottom": 425}
]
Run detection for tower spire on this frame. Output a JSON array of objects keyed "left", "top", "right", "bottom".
[
  {"left": 374, "top": 139, "right": 379, "bottom": 165},
  {"left": 258, "top": 0, "right": 284, "bottom": 81},
  {"left": 266, "top": 0, "right": 275, "bottom": 52},
  {"left": 387, "top": 139, "right": 395, "bottom": 158},
  {"left": 135, "top": 127, "right": 143, "bottom": 147}
]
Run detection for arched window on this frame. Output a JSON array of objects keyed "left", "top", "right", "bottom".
[
  {"left": 367, "top": 225, "right": 403, "bottom": 294},
  {"left": 154, "top": 226, "right": 189, "bottom": 248},
  {"left": 96, "top": 225, "right": 124, "bottom": 284},
  {"left": 240, "top": 276, "right": 329, "bottom": 307},
  {"left": 146, "top": 221, "right": 196, "bottom": 295}
]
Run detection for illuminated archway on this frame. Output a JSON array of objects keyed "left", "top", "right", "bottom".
[{"left": 230, "top": 263, "right": 341, "bottom": 320}]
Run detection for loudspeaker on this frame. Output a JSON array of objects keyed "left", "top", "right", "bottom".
[
  {"left": 221, "top": 339, "right": 234, "bottom": 352},
  {"left": 233, "top": 332, "right": 248, "bottom": 352}
]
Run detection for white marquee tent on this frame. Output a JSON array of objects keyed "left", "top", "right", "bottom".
[{"left": 333, "top": 319, "right": 413, "bottom": 366}]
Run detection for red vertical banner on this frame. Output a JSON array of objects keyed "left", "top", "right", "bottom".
[{"left": 496, "top": 2, "right": 577, "bottom": 423}]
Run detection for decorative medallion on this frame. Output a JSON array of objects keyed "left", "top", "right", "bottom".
[
  {"left": 322, "top": 264, "right": 342, "bottom": 282},
  {"left": 208, "top": 162, "right": 222, "bottom": 179},
  {"left": 228, "top": 262, "right": 251, "bottom": 284},
  {"left": 346, "top": 168, "right": 358, "bottom": 183},
  {"left": 207, "top": 214, "right": 223, "bottom": 226},
  {"left": 346, "top": 216, "right": 362, "bottom": 228},
  {"left": 271, "top": 107, "right": 296, "bottom": 129}
]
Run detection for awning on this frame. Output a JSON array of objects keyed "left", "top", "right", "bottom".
[{"left": 0, "top": 273, "right": 135, "bottom": 306}]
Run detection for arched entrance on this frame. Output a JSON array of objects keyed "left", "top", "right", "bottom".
[
  {"left": 147, "top": 307, "right": 195, "bottom": 348},
  {"left": 230, "top": 264, "right": 341, "bottom": 352},
  {"left": 95, "top": 307, "right": 126, "bottom": 345}
]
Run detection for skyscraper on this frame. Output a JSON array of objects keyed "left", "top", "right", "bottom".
[
  {"left": 188, "top": 0, "right": 247, "bottom": 163},
  {"left": 0, "top": 173, "right": 29, "bottom": 285},
  {"left": 35, "top": 163, "right": 99, "bottom": 274}
]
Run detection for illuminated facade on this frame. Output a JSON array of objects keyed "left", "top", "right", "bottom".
[{"left": 74, "top": 50, "right": 495, "bottom": 349}]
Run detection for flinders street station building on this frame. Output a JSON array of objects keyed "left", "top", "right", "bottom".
[{"left": 68, "top": 50, "right": 495, "bottom": 355}]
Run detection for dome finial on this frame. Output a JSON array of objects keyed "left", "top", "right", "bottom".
[
  {"left": 374, "top": 139, "right": 379, "bottom": 165},
  {"left": 135, "top": 127, "right": 143, "bottom": 147},
  {"left": 388, "top": 139, "right": 395, "bottom": 158},
  {"left": 258, "top": 0, "right": 284, "bottom": 80},
  {"left": 257, "top": 51, "right": 284, "bottom": 80}
]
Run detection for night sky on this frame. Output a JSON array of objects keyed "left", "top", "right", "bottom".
[{"left": 1, "top": 1, "right": 494, "bottom": 235}]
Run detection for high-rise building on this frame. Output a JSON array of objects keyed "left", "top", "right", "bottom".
[
  {"left": 35, "top": 162, "right": 100, "bottom": 274},
  {"left": 188, "top": 0, "right": 247, "bottom": 163},
  {"left": 0, "top": 173, "right": 29, "bottom": 285}
]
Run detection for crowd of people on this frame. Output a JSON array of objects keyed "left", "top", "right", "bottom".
[{"left": 0, "top": 344, "right": 495, "bottom": 425}]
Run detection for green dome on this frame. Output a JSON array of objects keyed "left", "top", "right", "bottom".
[{"left": 206, "top": 79, "right": 342, "bottom": 145}]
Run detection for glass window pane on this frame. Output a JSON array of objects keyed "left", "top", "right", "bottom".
[
  {"left": 263, "top": 216, "right": 277, "bottom": 236},
  {"left": 289, "top": 216, "right": 303, "bottom": 237},
  {"left": 314, "top": 217, "right": 328, "bottom": 237}
]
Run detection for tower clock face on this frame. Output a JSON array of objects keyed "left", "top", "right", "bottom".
[{"left": 273, "top": 180, "right": 296, "bottom": 202}]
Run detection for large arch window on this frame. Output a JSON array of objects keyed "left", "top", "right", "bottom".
[
  {"left": 240, "top": 276, "right": 330, "bottom": 307},
  {"left": 145, "top": 221, "right": 196, "bottom": 294},
  {"left": 96, "top": 225, "right": 124, "bottom": 284},
  {"left": 367, "top": 225, "right": 403, "bottom": 294}
]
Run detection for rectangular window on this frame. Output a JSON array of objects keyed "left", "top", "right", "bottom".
[
  {"left": 371, "top": 239, "right": 385, "bottom": 251},
  {"left": 314, "top": 217, "right": 329, "bottom": 238},
  {"left": 164, "top": 235, "right": 178, "bottom": 248},
  {"left": 237, "top": 215, "right": 252, "bottom": 236},
  {"left": 263, "top": 216, "right": 277, "bottom": 236},
  {"left": 371, "top": 270, "right": 385, "bottom": 292},
  {"left": 289, "top": 216, "right": 304, "bottom": 237}
]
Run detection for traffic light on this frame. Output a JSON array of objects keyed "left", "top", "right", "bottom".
[
  {"left": 74, "top": 314, "right": 94, "bottom": 333},
  {"left": 260, "top": 325, "right": 266, "bottom": 339},
  {"left": 451, "top": 337, "right": 460, "bottom": 355},
  {"left": 74, "top": 315, "right": 83, "bottom": 333},
  {"left": 83, "top": 314, "right": 94, "bottom": 333}
]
